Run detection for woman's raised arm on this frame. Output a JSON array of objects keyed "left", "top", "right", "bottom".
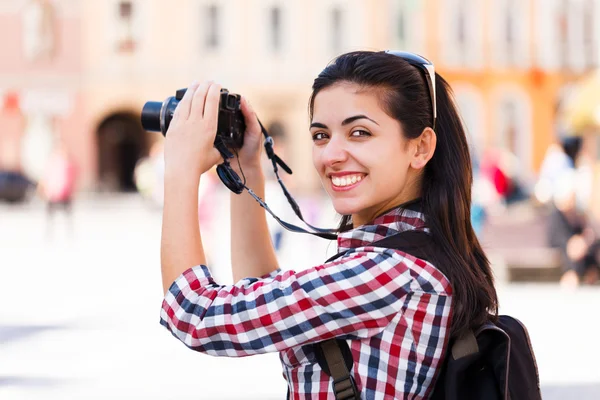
[
  {"left": 229, "top": 97, "right": 280, "bottom": 281},
  {"left": 230, "top": 168, "right": 280, "bottom": 281},
  {"left": 160, "top": 250, "right": 451, "bottom": 356}
]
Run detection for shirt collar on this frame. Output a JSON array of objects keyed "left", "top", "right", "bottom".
[{"left": 337, "top": 200, "right": 428, "bottom": 253}]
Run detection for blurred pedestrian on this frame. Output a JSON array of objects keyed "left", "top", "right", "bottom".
[
  {"left": 548, "top": 169, "right": 600, "bottom": 288},
  {"left": 534, "top": 136, "right": 581, "bottom": 205},
  {"left": 134, "top": 140, "right": 165, "bottom": 207},
  {"left": 471, "top": 157, "right": 504, "bottom": 236},
  {"left": 480, "top": 147, "right": 527, "bottom": 206},
  {"left": 38, "top": 137, "right": 78, "bottom": 239}
]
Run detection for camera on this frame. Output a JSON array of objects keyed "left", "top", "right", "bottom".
[{"left": 141, "top": 88, "right": 246, "bottom": 150}]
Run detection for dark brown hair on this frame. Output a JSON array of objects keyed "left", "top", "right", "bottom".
[{"left": 309, "top": 51, "right": 498, "bottom": 338}]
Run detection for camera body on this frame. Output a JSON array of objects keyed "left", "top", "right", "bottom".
[{"left": 141, "top": 88, "right": 245, "bottom": 150}]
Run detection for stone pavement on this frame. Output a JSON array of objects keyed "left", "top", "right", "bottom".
[{"left": 0, "top": 194, "right": 599, "bottom": 399}]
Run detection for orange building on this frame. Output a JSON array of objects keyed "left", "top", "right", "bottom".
[{"left": 392, "top": 0, "right": 599, "bottom": 181}]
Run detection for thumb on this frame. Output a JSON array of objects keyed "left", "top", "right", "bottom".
[
  {"left": 241, "top": 97, "right": 262, "bottom": 139},
  {"left": 204, "top": 147, "right": 222, "bottom": 173}
]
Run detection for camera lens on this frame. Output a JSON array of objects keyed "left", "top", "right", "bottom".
[{"left": 141, "top": 101, "right": 162, "bottom": 132}]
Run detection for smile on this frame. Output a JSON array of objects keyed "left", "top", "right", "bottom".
[{"left": 330, "top": 173, "right": 366, "bottom": 191}]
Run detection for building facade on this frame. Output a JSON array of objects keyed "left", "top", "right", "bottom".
[
  {"left": 0, "top": 0, "right": 598, "bottom": 192},
  {"left": 0, "top": 0, "right": 84, "bottom": 184}
]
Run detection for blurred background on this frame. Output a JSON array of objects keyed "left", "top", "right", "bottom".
[{"left": 1, "top": 0, "right": 600, "bottom": 399}]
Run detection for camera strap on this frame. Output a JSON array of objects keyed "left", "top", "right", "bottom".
[
  {"left": 255, "top": 120, "right": 338, "bottom": 240},
  {"left": 214, "top": 119, "right": 338, "bottom": 240},
  {"left": 242, "top": 186, "right": 336, "bottom": 240}
]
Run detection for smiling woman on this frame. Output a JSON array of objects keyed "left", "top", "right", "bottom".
[
  {"left": 308, "top": 51, "right": 497, "bottom": 337},
  {"left": 158, "top": 51, "right": 498, "bottom": 400}
]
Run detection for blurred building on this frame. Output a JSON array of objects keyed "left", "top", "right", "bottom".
[
  {"left": 0, "top": 0, "right": 84, "bottom": 185},
  {"left": 0, "top": 0, "right": 599, "bottom": 192}
]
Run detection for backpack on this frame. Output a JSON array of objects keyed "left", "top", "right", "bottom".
[{"left": 314, "top": 230, "right": 542, "bottom": 400}]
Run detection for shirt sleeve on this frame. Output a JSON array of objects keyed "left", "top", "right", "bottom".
[{"left": 160, "top": 251, "right": 417, "bottom": 357}]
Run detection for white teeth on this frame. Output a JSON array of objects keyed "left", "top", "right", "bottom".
[{"left": 331, "top": 174, "right": 364, "bottom": 187}]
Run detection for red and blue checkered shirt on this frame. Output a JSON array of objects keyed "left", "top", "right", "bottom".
[{"left": 161, "top": 206, "right": 453, "bottom": 399}]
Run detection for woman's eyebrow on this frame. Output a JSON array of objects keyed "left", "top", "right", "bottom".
[
  {"left": 310, "top": 122, "right": 328, "bottom": 129},
  {"left": 310, "top": 115, "right": 379, "bottom": 129},
  {"left": 342, "top": 115, "right": 379, "bottom": 126}
]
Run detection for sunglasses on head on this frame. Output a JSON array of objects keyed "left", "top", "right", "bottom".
[{"left": 384, "top": 50, "right": 436, "bottom": 130}]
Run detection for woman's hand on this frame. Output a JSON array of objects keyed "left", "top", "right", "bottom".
[
  {"left": 230, "top": 97, "right": 264, "bottom": 174},
  {"left": 163, "top": 81, "right": 223, "bottom": 181}
]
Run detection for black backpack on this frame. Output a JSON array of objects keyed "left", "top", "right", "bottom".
[{"left": 314, "top": 230, "right": 542, "bottom": 400}]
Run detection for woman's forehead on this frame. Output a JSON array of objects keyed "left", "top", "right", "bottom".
[{"left": 312, "top": 83, "right": 388, "bottom": 122}]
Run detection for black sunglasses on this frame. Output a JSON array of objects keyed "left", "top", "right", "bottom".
[{"left": 385, "top": 50, "right": 436, "bottom": 130}]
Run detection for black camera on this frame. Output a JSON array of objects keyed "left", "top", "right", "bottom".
[{"left": 141, "top": 88, "right": 245, "bottom": 150}]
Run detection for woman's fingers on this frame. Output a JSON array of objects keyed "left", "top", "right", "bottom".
[
  {"left": 190, "top": 81, "right": 213, "bottom": 120},
  {"left": 240, "top": 96, "right": 261, "bottom": 137},
  {"left": 202, "top": 82, "right": 222, "bottom": 126},
  {"left": 173, "top": 81, "right": 200, "bottom": 121}
]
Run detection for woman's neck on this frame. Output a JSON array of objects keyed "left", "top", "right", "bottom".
[{"left": 352, "top": 197, "right": 422, "bottom": 228}]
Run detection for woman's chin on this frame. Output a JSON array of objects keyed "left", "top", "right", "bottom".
[{"left": 331, "top": 199, "right": 363, "bottom": 217}]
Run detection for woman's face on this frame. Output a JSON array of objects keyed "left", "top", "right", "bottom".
[{"left": 311, "top": 82, "right": 420, "bottom": 227}]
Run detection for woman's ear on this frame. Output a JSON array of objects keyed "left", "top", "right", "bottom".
[{"left": 410, "top": 127, "right": 437, "bottom": 170}]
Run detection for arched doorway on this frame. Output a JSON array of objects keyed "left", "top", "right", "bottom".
[{"left": 96, "top": 112, "right": 148, "bottom": 192}]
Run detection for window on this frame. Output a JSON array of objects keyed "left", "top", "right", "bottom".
[
  {"left": 116, "top": 1, "right": 136, "bottom": 53},
  {"left": 331, "top": 7, "right": 343, "bottom": 53},
  {"left": 396, "top": 8, "right": 406, "bottom": 46},
  {"left": 503, "top": 0, "right": 516, "bottom": 66},
  {"left": 454, "top": 85, "right": 485, "bottom": 156},
  {"left": 491, "top": 0, "right": 528, "bottom": 69},
  {"left": 22, "top": 0, "right": 57, "bottom": 62},
  {"left": 440, "top": 0, "right": 482, "bottom": 68},
  {"left": 558, "top": 0, "right": 569, "bottom": 69},
  {"left": 455, "top": 0, "right": 467, "bottom": 65},
  {"left": 556, "top": 0, "right": 591, "bottom": 72},
  {"left": 583, "top": 0, "right": 597, "bottom": 68},
  {"left": 205, "top": 4, "right": 220, "bottom": 50},
  {"left": 494, "top": 89, "right": 532, "bottom": 176},
  {"left": 119, "top": 1, "right": 132, "bottom": 18},
  {"left": 270, "top": 6, "right": 281, "bottom": 52},
  {"left": 389, "top": 0, "right": 424, "bottom": 53}
]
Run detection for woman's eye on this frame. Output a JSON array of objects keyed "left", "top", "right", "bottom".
[
  {"left": 351, "top": 130, "right": 371, "bottom": 137},
  {"left": 312, "top": 132, "right": 328, "bottom": 141}
]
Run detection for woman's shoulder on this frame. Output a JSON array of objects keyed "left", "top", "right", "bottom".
[{"left": 330, "top": 246, "right": 453, "bottom": 296}]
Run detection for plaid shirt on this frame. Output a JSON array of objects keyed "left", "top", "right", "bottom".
[{"left": 160, "top": 206, "right": 453, "bottom": 399}]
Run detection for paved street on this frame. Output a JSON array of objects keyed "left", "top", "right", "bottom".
[{"left": 1, "top": 194, "right": 599, "bottom": 399}]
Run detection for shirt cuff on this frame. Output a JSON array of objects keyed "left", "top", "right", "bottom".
[{"left": 166, "top": 264, "right": 218, "bottom": 296}]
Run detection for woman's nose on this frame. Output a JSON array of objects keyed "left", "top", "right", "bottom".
[{"left": 321, "top": 137, "right": 348, "bottom": 166}]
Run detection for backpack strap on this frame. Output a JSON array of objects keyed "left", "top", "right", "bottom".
[
  {"left": 326, "top": 230, "right": 432, "bottom": 264},
  {"left": 318, "top": 339, "right": 361, "bottom": 400},
  {"left": 317, "top": 229, "right": 433, "bottom": 399},
  {"left": 451, "top": 330, "right": 479, "bottom": 360}
]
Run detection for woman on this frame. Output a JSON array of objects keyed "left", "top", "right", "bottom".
[{"left": 160, "top": 51, "right": 498, "bottom": 399}]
